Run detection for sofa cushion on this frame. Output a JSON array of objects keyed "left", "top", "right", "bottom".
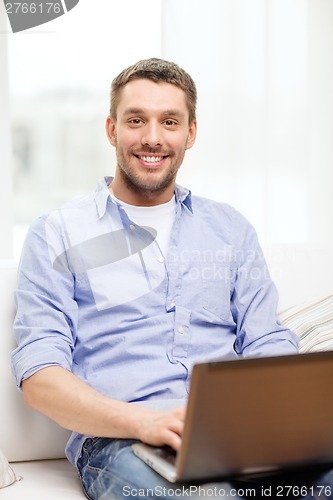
[
  {"left": 2, "top": 459, "right": 84, "bottom": 499},
  {"left": 0, "top": 449, "right": 19, "bottom": 489},
  {"left": 0, "top": 261, "right": 71, "bottom": 462},
  {"left": 279, "top": 294, "right": 333, "bottom": 352}
]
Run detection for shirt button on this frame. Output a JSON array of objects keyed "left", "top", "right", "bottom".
[
  {"left": 178, "top": 326, "right": 184, "bottom": 334},
  {"left": 157, "top": 256, "right": 165, "bottom": 263},
  {"left": 129, "top": 224, "right": 135, "bottom": 230}
]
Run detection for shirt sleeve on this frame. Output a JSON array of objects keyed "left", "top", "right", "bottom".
[
  {"left": 12, "top": 213, "right": 78, "bottom": 387},
  {"left": 230, "top": 211, "right": 299, "bottom": 357}
]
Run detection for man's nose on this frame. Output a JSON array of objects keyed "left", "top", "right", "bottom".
[{"left": 141, "top": 121, "right": 162, "bottom": 148}]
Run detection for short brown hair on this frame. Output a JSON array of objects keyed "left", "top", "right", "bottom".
[{"left": 110, "top": 58, "right": 197, "bottom": 124}]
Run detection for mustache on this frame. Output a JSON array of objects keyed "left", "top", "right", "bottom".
[{"left": 131, "top": 147, "right": 173, "bottom": 156}]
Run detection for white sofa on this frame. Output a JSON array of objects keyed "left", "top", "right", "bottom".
[
  {"left": 1, "top": 246, "right": 333, "bottom": 497},
  {"left": 0, "top": 261, "right": 85, "bottom": 498}
]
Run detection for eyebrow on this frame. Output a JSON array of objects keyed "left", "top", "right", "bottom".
[
  {"left": 162, "top": 110, "right": 185, "bottom": 118},
  {"left": 123, "top": 108, "right": 144, "bottom": 115},
  {"left": 123, "top": 108, "right": 185, "bottom": 118}
]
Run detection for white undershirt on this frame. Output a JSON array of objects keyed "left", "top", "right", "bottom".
[{"left": 110, "top": 193, "right": 177, "bottom": 257}]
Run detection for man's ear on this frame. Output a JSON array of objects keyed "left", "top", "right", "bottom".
[
  {"left": 105, "top": 115, "right": 117, "bottom": 147},
  {"left": 186, "top": 120, "right": 197, "bottom": 150}
]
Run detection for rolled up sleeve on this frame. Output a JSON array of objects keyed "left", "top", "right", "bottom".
[
  {"left": 231, "top": 214, "right": 299, "bottom": 357},
  {"left": 12, "top": 214, "right": 78, "bottom": 387}
]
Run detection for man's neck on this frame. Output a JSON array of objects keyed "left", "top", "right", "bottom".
[{"left": 108, "top": 181, "right": 175, "bottom": 207}]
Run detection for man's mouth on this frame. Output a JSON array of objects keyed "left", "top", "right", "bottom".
[
  {"left": 134, "top": 153, "right": 169, "bottom": 166},
  {"left": 137, "top": 155, "right": 164, "bottom": 163}
]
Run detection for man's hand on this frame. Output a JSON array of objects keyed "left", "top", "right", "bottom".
[
  {"left": 22, "top": 366, "right": 186, "bottom": 451},
  {"left": 136, "top": 407, "right": 186, "bottom": 451}
]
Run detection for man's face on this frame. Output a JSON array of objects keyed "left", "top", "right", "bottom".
[{"left": 106, "top": 79, "right": 196, "bottom": 205}]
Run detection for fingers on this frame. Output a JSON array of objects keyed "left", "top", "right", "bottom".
[
  {"left": 171, "top": 406, "right": 186, "bottom": 421},
  {"left": 161, "top": 410, "right": 185, "bottom": 450},
  {"left": 163, "top": 429, "right": 182, "bottom": 452},
  {"left": 137, "top": 406, "right": 186, "bottom": 451}
]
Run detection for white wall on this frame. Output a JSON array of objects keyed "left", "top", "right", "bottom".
[
  {"left": 160, "top": 0, "right": 333, "bottom": 307},
  {"left": 2, "top": 0, "right": 333, "bottom": 306},
  {"left": 0, "top": 2, "right": 13, "bottom": 259},
  {"left": 161, "top": 0, "right": 333, "bottom": 247}
]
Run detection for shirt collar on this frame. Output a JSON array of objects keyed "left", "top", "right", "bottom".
[
  {"left": 94, "top": 176, "right": 112, "bottom": 218},
  {"left": 94, "top": 176, "right": 193, "bottom": 219},
  {"left": 174, "top": 184, "right": 193, "bottom": 214}
]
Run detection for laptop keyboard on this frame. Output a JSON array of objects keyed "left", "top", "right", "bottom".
[{"left": 153, "top": 446, "right": 177, "bottom": 466}]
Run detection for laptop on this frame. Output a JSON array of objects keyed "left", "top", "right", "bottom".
[{"left": 132, "top": 351, "right": 333, "bottom": 483}]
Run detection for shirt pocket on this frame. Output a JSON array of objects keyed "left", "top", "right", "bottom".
[{"left": 199, "top": 262, "right": 236, "bottom": 322}]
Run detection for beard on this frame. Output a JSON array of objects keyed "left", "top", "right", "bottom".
[{"left": 115, "top": 146, "right": 186, "bottom": 198}]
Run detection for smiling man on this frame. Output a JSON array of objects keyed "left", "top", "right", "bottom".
[
  {"left": 106, "top": 72, "right": 196, "bottom": 205},
  {"left": 12, "top": 58, "right": 333, "bottom": 499}
]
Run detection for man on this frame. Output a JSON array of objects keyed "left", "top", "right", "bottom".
[{"left": 12, "top": 58, "right": 332, "bottom": 498}]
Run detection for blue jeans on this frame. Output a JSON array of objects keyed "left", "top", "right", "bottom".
[{"left": 77, "top": 437, "right": 333, "bottom": 499}]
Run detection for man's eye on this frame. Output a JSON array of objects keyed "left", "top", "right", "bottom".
[
  {"left": 164, "top": 120, "right": 177, "bottom": 126},
  {"left": 129, "top": 119, "right": 143, "bottom": 125}
]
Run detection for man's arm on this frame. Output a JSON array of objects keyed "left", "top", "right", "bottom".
[
  {"left": 14, "top": 213, "right": 185, "bottom": 451},
  {"left": 231, "top": 212, "right": 299, "bottom": 356},
  {"left": 22, "top": 365, "right": 185, "bottom": 451}
]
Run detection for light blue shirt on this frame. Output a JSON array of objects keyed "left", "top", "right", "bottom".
[{"left": 12, "top": 177, "right": 298, "bottom": 466}]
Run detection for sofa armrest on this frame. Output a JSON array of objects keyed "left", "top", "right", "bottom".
[{"left": 0, "top": 261, "right": 71, "bottom": 462}]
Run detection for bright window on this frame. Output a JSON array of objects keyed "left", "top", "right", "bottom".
[{"left": 2, "top": 0, "right": 333, "bottom": 262}]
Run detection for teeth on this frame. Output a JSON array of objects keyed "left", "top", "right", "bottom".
[{"left": 139, "top": 156, "right": 163, "bottom": 163}]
